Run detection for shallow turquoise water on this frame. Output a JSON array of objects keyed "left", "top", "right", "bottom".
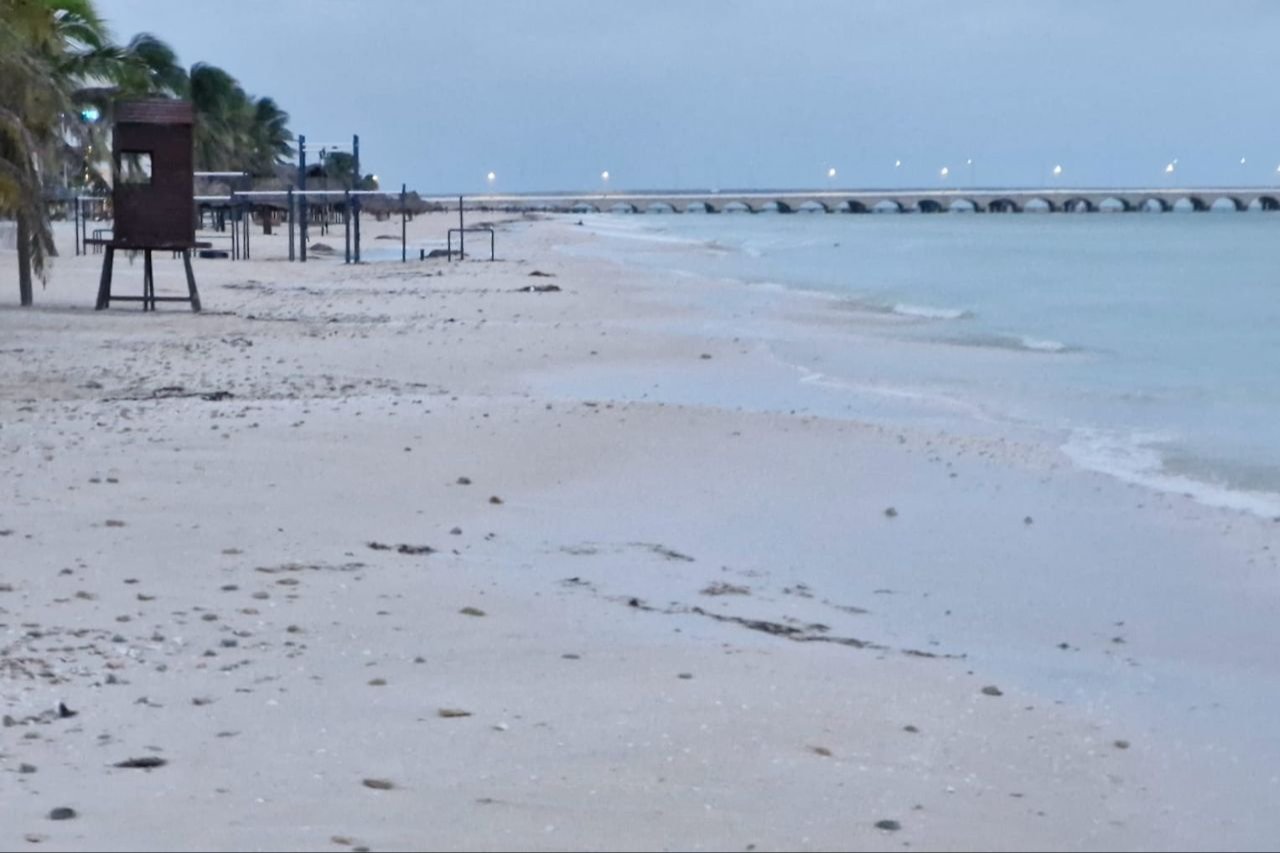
[{"left": 567, "top": 212, "right": 1280, "bottom": 516}]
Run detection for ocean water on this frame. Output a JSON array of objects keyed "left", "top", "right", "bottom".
[{"left": 561, "top": 212, "right": 1280, "bottom": 518}]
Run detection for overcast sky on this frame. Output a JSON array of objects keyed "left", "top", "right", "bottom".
[{"left": 97, "top": 0, "right": 1280, "bottom": 193}]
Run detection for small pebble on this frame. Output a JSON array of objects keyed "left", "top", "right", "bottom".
[
  {"left": 981, "top": 685, "right": 1004, "bottom": 697},
  {"left": 875, "top": 820, "right": 901, "bottom": 832},
  {"left": 884, "top": 507, "right": 898, "bottom": 518},
  {"left": 48, "top": 808, "right": 77, "bottom": 821}
]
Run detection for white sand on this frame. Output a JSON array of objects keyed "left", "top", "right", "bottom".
[{"left": 1, "top": 214, "right": 1278, "bottom": 851}]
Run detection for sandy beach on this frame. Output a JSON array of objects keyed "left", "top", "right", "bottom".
[{"left": 1, "top": 213, "right": 1278, "bottom": 851}]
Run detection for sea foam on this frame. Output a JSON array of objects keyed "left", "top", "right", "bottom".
[
  {"left": 1062, "top": 429, "right": 1280, "bottom": 518},
  {"left": 892, "top": 303, "right": 973, "bottom": 320}
]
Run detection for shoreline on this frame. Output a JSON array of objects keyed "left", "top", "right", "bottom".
[
  {"left": 559, "top": 213, "right": 1280, "bottom": 520},
  {"left": 1, "top": 215, "right": 1278, "bottom": 850}
]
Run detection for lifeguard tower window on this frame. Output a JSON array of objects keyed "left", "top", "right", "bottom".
[{"left": 118, "top": 151, "right": 154, "bottom": 185}]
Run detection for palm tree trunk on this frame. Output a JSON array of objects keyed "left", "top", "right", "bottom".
[{"left": 17, "top": 214, "right": 33, "bottom": 306}]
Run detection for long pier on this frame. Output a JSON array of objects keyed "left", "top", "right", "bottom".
[{"left": 453, "top": 187, "right": 1280, "bottom": 214}]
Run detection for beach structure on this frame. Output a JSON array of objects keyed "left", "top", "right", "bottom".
[
  {"left": 190, "top": 133, "right": 430, "bottom": 264},
  {"left": 93, "top": 99, "right": 202, "bottom": 312},
  {"left": 79, "top": 123, "right": 431, "bottom": 268}
]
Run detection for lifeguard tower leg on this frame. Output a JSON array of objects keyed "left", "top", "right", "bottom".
[
  {"left": 183, "top": 251, "right": 202, "bottom": 312},
  {"left": 95, "top": 247, "right": 115, "bottom": 310}
]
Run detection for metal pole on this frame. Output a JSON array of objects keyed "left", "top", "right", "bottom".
[
  {"left": 298, "top": 134, "right": 308, "bottom": 263},
  {"left": 74, "top": 196, "right": 80, "bottom": 256},
  {"left": 352, "top": 134, "right": 361, "bottom": 263},
  {"left": 244, "top": 203, "right": 251, "bottom": 260},
  {"left": 458, "top": 195, "right": 464, "bottom": 261},
  {"left": 401, "top": 183, "right": 407, "bottom": 263},
  {"left": 344, "top": 190, "right": 351, "bottom": 264},
  {"left": 287, "top": 187, "right": 295, "bottom": 261},
  {"left": 143, "top": 250, "right": 153, "bottom": 312}
]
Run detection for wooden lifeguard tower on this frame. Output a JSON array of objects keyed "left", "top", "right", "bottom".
[{"left": 94, "top": 99, "right": 202, "bottom": 312}]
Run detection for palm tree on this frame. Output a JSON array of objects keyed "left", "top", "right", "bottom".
[
  {"left": 189, "top": 62, "right": 245, "bottom": 171},
  {"left": 0, "top": 0, "right": 76, "bottom": 306},
  {"left": 116, "top": 33, "right": 189, "bottom": 98},
  {"left": 189, "top": 63, "right": 293, "bottom": 176},
  {"left": 247, "top": 97, "right": 293, "bottom": 176}
]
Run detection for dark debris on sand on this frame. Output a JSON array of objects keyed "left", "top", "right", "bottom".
[{"left": 366, "top": 542, "right": 436, "bottom": 556}]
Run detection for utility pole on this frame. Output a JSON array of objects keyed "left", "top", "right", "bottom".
[
  {"left": 298, "top": 134, "right": 308, "bottom": 262},
  {"left": 352, "top": 134, "right": 361, "bottom": 263}
]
